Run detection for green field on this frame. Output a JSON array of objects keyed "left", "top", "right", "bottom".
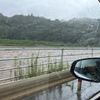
[{"left": 0, "top": 39, "right": 81, "bottom": 47}]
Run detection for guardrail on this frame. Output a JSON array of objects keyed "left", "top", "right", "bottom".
[
  {"left": 0, "top": 70, "right": 75, "bottom": 100},
  {"left": 0, "top": 47, "right": 100, "bottom": 84}
]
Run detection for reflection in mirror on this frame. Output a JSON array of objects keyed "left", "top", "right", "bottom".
[{"left": 74, "top": 59, "right": 100, "bottom": 82}]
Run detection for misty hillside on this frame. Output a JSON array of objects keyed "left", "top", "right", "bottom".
[{"left": 0, "top": 13, "right": 100, "bottom": 46}]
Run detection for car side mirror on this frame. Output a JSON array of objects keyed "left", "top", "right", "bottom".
[{"left": 70, "top": 58, "right": 100, "bottom": 82}]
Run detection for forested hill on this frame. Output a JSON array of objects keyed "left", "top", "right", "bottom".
[{"left": 0, "top": 13, "right": 100, "bottom": 46}]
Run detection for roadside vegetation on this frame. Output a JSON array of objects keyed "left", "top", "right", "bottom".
[
  {"left": 8, "top": 53, "right": 70, "bottom": 82},
  {"left": 0, "top": 39, "right": 81, "bottom": 47}
]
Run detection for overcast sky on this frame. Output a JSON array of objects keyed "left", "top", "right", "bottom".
[{"left": 0, "top": 0, "right": 100, "bottom": 20}]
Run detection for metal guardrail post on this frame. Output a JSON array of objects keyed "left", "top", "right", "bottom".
[
  {"left": 61, "top": 48, "right": 64, "bottom": 70},
  {"left": 91, "top": 49, "right": 93, "bottom": 57},
  {"left": 77, "top": 79, "right": 82, "bottom": 91}
]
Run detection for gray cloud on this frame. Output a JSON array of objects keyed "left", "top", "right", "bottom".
[{"left": 0, "top": 0, "right": 100, "bottom": 20}]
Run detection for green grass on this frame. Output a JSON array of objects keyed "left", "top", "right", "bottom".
[
  {"left": 76, "top": 91, "right": 81, "bottom": 95},
  {"left": 0, "top": 39, "right": 81, "bottom": 47},
  {"left": 66, "top": 81, "right": 74, "bottom": 89},
  {"left": 8, "top": 52, "right": 71, "bottom": 81}
]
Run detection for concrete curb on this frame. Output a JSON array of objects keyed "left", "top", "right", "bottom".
[{"left": 0, "top": 71, "right": 75, "bottom": 100}]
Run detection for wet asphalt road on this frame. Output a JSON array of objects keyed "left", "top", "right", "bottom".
[{"left": 21, "top": 79, "right": 100, "bottom": 100}]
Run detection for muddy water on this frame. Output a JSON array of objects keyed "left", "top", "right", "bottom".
[{"left": 0, "top": 47, "right": 100, "bottom": 80}]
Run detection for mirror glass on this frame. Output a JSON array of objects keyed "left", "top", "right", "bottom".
[{"left": 74, "top": 59, "right": 100, "bottom": 81}]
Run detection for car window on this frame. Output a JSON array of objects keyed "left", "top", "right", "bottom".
[{"left": 0, "top": 0, "right": 100, "bottom": 100}]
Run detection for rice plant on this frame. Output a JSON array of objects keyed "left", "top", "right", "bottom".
[
  {"left": 41, "top": 64, "right": 45, "bottom": 74},
  {"left": 50, "top": 63, "right": 54, "bottom": 72},
  {"left": 47, "top": 54, "right": 50, "bottom": 72},
  {"left": 10, "top": 50, "right": 67, "bottom": 81},
  {"left": 31, "top": 53, "right": 34, "bottom": 74},
  {"left": 9, "top": 69, "right": 13, "bottom": 81},
  {"left": 18, "top": 61, "right": 23, "bottom": 79},
  {"left": 37, "top": 64, "right": 41, "bottom": 76},
  {"left": 54, "top": 59, "right": 57, "bottom": 72},
  {"left": 26, "top": 58, "right": 31, "bottom": 78},
  {"left": 14, "top": 57, "right": 18, "bottom": 81},
  {"left": 58, "top": 61, "right": 63, "bottom": 71},
  {"left": 33, "top": 52, "right": 39, "bottom": 76},
  {"left": 66, "top": 61, "right": 70, "bottom": 70}
]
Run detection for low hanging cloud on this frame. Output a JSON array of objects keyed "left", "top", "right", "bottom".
[{"left": 0, "top": 0, "right": 100, "bottom": 20}]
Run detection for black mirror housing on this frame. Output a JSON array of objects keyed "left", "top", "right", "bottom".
[{"left": 70, "top": 58, "right": 100, "bottom": 83}]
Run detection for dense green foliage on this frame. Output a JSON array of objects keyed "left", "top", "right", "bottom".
[{"left": 0, "top": 13, "right": 100, "bottom": 46}]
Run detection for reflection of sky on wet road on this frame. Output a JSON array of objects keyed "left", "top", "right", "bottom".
[{"left": 21, "top": 80, "right": 100, "bottom": 100}]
